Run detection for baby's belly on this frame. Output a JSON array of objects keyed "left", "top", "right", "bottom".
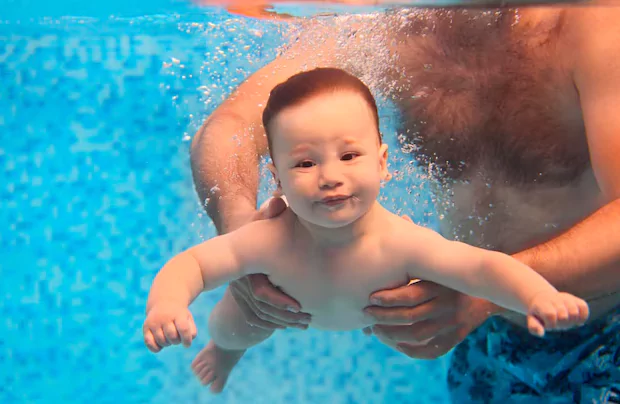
[
  {"left": 282, "top": 286, "right": 376, "bottom": 331},
  {"left": 304, "top": 300, "right": 373, "bottom": 331}
]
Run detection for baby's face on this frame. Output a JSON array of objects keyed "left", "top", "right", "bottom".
[{"left": 269, "top": 91, "right": 389, "bottom": 228}]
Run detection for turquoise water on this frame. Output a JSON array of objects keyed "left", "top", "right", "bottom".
[{"left": 1, "top": 1, "right": 449, "bottom": 402}]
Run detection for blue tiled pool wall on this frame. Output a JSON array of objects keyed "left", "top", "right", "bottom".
[{"left": 1, "top": 11, "right": 449, "bottom": 403}]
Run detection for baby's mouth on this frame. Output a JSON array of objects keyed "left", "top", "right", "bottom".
[{"left": 319, "top": 195, "right": 351, "bottom": 206}]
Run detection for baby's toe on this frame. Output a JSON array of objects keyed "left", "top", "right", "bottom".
[
  {"left": 210, "top": 376, "right": 227, "bottom": 394},
  {"left": 199, "top": 368, "right": 215, "bottom": 386}
]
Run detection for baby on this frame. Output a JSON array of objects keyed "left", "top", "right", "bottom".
[{"left": 143, "top": 67, "right": 589, "bottom": 393}]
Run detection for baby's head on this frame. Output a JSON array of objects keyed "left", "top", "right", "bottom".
[{"left": 262, "top": 68, "right": 390, "bottom": 228}]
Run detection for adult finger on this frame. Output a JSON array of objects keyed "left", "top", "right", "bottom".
[
  {"left": 230, "top": 280, "right": 308, "bottom": 328},
  {"left": 253, "top": 196, "right": 287, "bottom": 221},
  {"left": 373, "top": 317, "right": 460, "bottom": 344},
  {"left": 233, "top": 278, "right": 310, "bottom": 324},
  {"left": 247, "top": 299, "right": 311, "bottom": 328},
  {"left": 365, "top": 299, "right": 453, "bottom": 325},
  {"left": 242, "top": 288, "right": 308, "bottom": 329},
  {"left": 369, "top": 280, "right": 446, "bottom": 308},
  {"left": 249, "top": 274, "right": 305, "bottom": 314},
  {"left": 396, "top": 329, "right": 465, "bottom": 360},
  {"left": 230, "top": 285, "right": 283, "bottom": 330}
]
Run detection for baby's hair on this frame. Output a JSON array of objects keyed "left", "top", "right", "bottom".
[{"left": 262, "top": 67, "right": 382, "bottom": 159}]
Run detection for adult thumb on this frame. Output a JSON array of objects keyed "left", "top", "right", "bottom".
[{"left": 255, "top": 196, "right": 287, "bottom": 221}]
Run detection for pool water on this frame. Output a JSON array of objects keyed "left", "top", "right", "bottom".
[{"left": 1, "top": 1, "right": 449, "bottom": 402}]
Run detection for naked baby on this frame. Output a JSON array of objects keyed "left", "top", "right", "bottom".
[{"left": 143, "top": 68, "right": 589, "bottom": 393}]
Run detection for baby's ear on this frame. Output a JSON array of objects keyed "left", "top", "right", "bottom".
[
  {"left": 267, "top": 162, "right": 282, "bottom": 191},
  {"left": 379, "top": 144, "right": 391, "bottom": 182}
]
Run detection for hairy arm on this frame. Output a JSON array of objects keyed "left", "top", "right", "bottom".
[
  {"left": 512, "top": 7, "right": 620, "bottom": 306},
  {"left": 190, "top": 22, "right": 343, "bottom": 234},
  {"left": 190, "top": 14, "right": 393, "bottom": 234},
  {"left": 190, "top": 66, "right": 294, "bottom": 234}
]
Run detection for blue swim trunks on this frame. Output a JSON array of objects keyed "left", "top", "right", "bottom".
[{"left": 447, "top": 306, "right": 620, "bottom": 403}]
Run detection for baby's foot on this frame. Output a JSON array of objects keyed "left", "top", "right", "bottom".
[
  {"left": 191, "top": 341, "right": 245, "bottom": 393},
  {"left": 527, "top": 292, "right": 590, "bottom": 337}
]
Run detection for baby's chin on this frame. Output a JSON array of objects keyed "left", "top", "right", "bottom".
[
  {"left": 286, "top": 199, "right": 366, "bottom": 229},
  {"left": 300, "top": 211, "right": 363, "bottom": 229},
  {"left": 312, "top": 218, "right": 357, "bottom": 229}
]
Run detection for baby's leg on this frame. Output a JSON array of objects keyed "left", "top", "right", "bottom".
[
  {"left": 191, "top": 288, "right": 274, "bottom": 393},
  {"left": 208, "top": 288, "right": 275, "bottom": 350}
]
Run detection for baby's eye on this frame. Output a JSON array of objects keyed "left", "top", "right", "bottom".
[
  {"left": 295, "top": 161, "right": 315, "bottom": 168},
  {"left": 341, "top": 152, "right": 359, "bottom": 161}
]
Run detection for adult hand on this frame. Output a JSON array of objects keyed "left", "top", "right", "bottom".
[
  {"left": 364, "top": 280, "right": 503, "bottom": 359},
  {"left": 228, "top": 196, "right": 312, "bottom": 330}
]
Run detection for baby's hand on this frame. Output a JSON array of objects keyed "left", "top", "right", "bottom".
[
  {"left": 143, "top": 304, "right": 197, "bottom": 353},
  {"left": 527, "top": 292, "right": 589, "bottom": 337}
]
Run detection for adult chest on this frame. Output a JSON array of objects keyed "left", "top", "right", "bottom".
[{"left": 390, "top": 9, "right": 590, "bottom": 186}]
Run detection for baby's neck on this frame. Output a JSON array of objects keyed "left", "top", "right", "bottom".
[{"left": 294, "top": 202, "right": 386, "bottom": 249}]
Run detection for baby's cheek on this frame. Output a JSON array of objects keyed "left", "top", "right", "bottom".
[
  {"left": 361, "top": 172, "right": 383, "bottom": 194},
  {"left": 288, "top": 174, "right": 313, "bottom": 189}
]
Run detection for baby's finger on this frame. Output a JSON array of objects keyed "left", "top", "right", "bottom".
[
  {"left": 527, "top": 315, "right": 545, "bottom": 337},
  {"left": 153, "top": 327, "right": 170, "bottom": 348},
  {"left": 190, "top": 315, "right": 198, "bottom": 339},
  {"left": 565, "top": 299, "right": 588, "bottom": 328},
  {"left": 144, "top": 329, "right": 162, "bottom": 353},
  {"left": 578, "top": 299, "right": 590, "bottom": 321},
  {"left": 163, "top": 322, "right": 181, "bottom": 345},
  {"left": 538, "top": 303, "right": 558, "bottom": 329},
  {"left": 554, "top": 302, "right": 569, "bottom": 324},
  {"left": 175, "top": 315, "right": 196, "bottom": 348},
  {"left": 566, "top": 300, "right": 581, "bottom": 320}
]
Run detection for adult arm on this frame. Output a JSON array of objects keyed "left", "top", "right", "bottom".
[
  {"left": 512, "top": 6, "right": 620, "bottom": 306},
  {"left": 365, "top": 6, "right": 620, "bottom": 358},
  {"left": 189, "top": 17, "right": 363, "bottom": 327}
]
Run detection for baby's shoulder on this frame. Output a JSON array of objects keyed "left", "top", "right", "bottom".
[
  {"left": 228, "top": 209, "right": 297, "bottom": 267},
  {"left": 379, "top": 212, "right": 438, "bottom": 251},
  {"left": 239, "top": 208, "right": 295, "bottom": 240},
  {"left": 382, "top": 211, "right": 423, "bottom": 235}
]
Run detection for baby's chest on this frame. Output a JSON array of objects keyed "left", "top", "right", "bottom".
[{"left": 267, "top": 251, "right": 409, "bottom": 316}]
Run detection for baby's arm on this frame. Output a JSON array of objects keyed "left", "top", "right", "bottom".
[
  {"left": 143, "top": 220, "right": 274, "bottom": 352},
  {"left": 399, "top": 224, "right": 589, "bottom": 336}
]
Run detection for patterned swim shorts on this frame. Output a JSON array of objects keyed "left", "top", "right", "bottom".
[{"left": 447, "top": 306, "right": 620, "bottom": 403}]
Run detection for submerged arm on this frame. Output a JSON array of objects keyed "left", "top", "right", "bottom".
[
  {"left": 405, "top": 227, "right": 558, "bottom": 315},
  {"left": 513, "top": 7, "right": 620, "bottom": 304},
  {"left": 190, "top": 23, "right": 344, "bottom": 234},
  {"left": 146, "top": 221, "right": 271, "bottom": 311},
  {"left": 190, "top": 14, "right": 391, "bottom": 233}
]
